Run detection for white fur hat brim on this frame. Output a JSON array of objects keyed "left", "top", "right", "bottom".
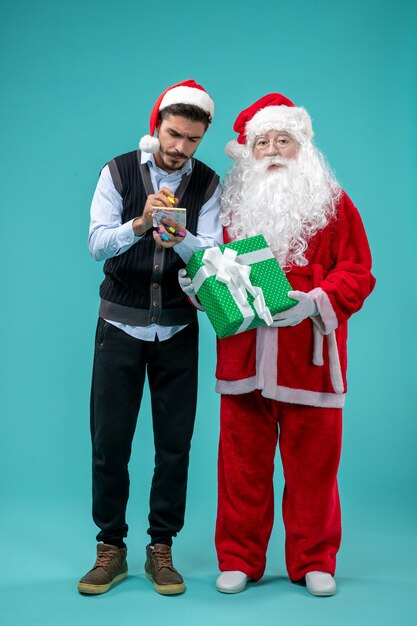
[
  {"left": 160, "top": 85, "right": 214, "bottom": 120},
  {"left": 245, "top": 106, "right": 313, "bottom": 143}
]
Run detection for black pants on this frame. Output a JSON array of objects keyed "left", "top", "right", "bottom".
[{"left": 90, "top": 318, "right": 199, "bottom": 547}]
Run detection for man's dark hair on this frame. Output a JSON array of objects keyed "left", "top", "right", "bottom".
[{"left": 159, "top": 104, "right": 212, "bottom": 130}]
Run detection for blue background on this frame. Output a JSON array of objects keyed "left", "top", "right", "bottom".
[{"left": 1, "top": 0, "right": 416, "bottom": 624}]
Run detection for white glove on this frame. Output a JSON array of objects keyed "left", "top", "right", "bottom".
[
  {"left": 178, "top": 268, "right": 204, "bottom": 311},
  {"left": 270, "top": 290, "right": 318, "bottom": 327},
  {"left": 178, "top": 268, "right": 196, "bottom": 296}
]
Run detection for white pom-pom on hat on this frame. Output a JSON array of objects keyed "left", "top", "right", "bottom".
[
  {"left": 225, "top": 140, "right": 245, "bottom": 160},
  {"left": 139, "top": 135, "right": 160, "bottom": 153}
]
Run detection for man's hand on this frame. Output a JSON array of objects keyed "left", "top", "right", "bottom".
[
  {"left": 270, "top": 290, "right": 318, "bottom": 327},
  {"left": 153, "top": 218, "right": 187, "bottom": 248},
  {"left": 133, "top": 187, "right": 178, "bottom": 237}
]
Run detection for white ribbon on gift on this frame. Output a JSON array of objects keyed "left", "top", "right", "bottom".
[{"left": 192, "top": 246, "right": 274, "bottom": 334}]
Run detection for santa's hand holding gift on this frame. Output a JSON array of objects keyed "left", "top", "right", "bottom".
[{"left": 180, "top": 93, "right": 375, "bottom": 597}]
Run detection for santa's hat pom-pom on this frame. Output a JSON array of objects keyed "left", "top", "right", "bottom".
[
  {"left": 139, "top": 135, "right": 160, "bottom": 153},
  {"left": 225, "top": 140, "right": 245, "bottom": 160}
]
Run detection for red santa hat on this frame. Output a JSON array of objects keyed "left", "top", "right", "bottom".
[
  {"left": 225, "top": 92, "right": 313, "bottom": 160},
  {"left": 139, "top": 79, "right": 215, "bottom": 153}
]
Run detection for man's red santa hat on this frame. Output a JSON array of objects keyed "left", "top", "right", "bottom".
[
  {"left": 139, "top": 79, "right": 215, "bottom": 153},
  {"left": 225, "top": 93, "right": 313, "bottom": 160}
]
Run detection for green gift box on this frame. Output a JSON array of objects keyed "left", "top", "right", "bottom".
[{"left": 186, "top": 234, "right": 296, "bottom": 338}]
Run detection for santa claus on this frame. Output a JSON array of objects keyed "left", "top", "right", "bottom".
[{"left": 180, "top": 93, "right": 376, "bottom": 596}]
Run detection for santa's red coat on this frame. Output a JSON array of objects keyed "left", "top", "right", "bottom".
[{"left": 215, "top": 191, "right": 376, "bottom": 408}]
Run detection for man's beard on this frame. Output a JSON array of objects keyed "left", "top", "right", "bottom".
[
  {"left": 220, "top": 145, "right": 341, "bottom": 268},
  {"left": 157, "top": 147, "right": 190, "bottom": 172}
]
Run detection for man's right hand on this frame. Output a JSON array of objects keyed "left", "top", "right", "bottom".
[{"left": 133, "top": 187, "right": 178, "bottom": 237}]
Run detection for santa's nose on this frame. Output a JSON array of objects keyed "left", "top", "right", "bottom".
[{"left": 264, "top": 142, "right": 280, "bottom": 155}]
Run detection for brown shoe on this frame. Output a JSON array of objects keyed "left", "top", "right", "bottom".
[
  {"left": 145, "top": 543, "right": 185, "bottom": 595},
  {"left": 77, "top": 544, "right": 128, "bottom": 594}
]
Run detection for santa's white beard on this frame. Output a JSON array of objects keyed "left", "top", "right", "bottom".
[{"left": 220, "top": 145, "right": 341, "bottom": 268}]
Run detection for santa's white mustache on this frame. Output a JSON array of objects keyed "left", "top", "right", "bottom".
[{"left": 252, "top": 156, "right": 290, "bottom": 171}]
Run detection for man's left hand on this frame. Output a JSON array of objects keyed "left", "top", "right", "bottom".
[
  {"left": 153, "top": 219, "right": 187, "bottom": 248},
  {"left": 270, "top": 290, "right": 318, "bottom": 327}
]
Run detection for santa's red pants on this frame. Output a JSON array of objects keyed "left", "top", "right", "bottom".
[{"left": 215, "top": 391, "right": 342, "bottom": 582}]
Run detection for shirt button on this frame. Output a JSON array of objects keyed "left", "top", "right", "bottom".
[
  {"left": 157, "top": 246, "right": 163, "bottom": 251},
  {"left": 151, "top": 316, "right": 157, "bottom": 323},
  {"left": 153, "top": 301, "right": 159, "bottom": 307},
  {"left": 153, "top": 283, "right": 159, "bottom": 289},
  {"left": 154, "top": 265, "right": 160, "bottom": 271}
]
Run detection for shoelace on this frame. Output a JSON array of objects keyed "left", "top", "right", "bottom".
[
  {"left": 152, "top": 548, "right": 174, "bottom": 570},
  {"left": 95, "top": 551, "right": 117, "bottom": 568}
]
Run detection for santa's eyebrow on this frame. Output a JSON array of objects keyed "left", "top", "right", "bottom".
[{"left": 256, "top": 131, "right": 293, "bottom": 139}]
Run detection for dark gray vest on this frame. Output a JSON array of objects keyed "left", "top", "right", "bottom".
[{"left": 99, "top": 150, "right": 219, "bottom": 326}]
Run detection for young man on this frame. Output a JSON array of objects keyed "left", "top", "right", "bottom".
[
  {"left": 78, "top": 80, "right": 222, "bottom": 596},
  {"left": 180, "top": 92, "right": 375, "bottom": 596}
]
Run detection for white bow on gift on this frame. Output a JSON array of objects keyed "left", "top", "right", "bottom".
[{"left": 193, "top": 246, "right": 273, "bottom": 334}]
